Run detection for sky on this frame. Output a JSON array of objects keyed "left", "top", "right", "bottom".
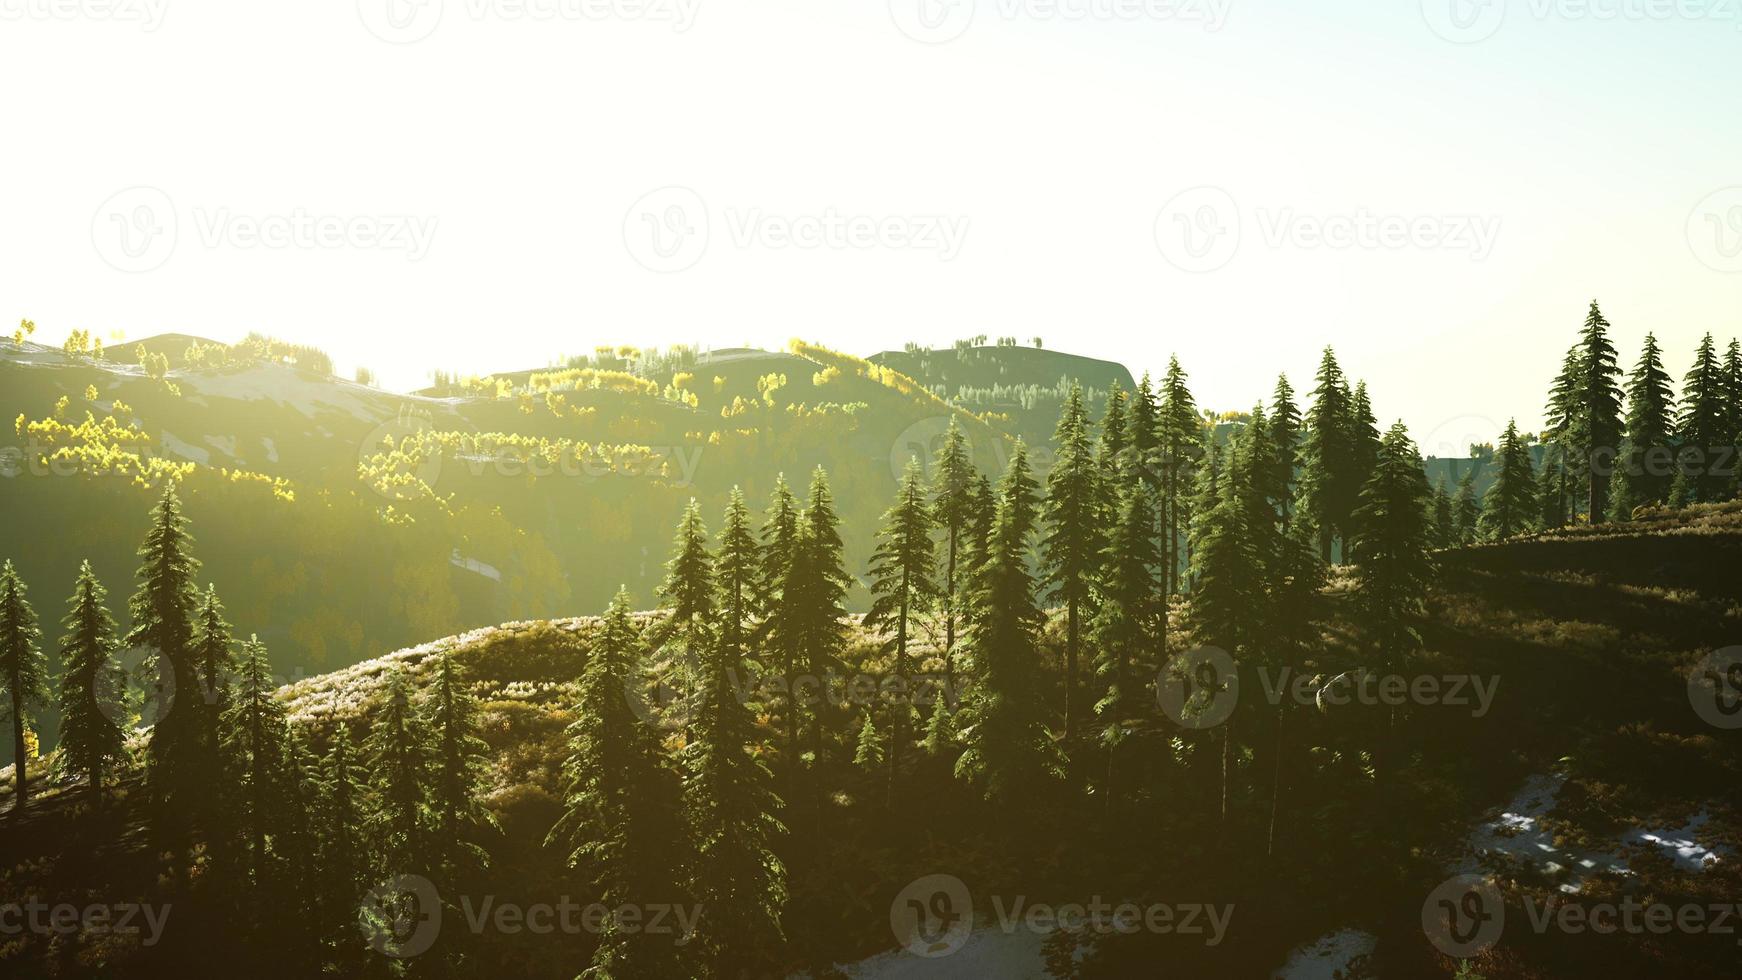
[{"left": 3, "top": 0, "right": 1740, "bottom": 455}]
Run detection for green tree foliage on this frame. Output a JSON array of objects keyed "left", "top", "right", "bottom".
[
  {"left": 864, "top": 457, "right": 936, "bottom": 803},
  {"left": 1349, "top": 423, "right": 1435, "bottom": 667},
  {"left": 367, "top": 668, "right": 432, "bottom": 876},
  {"left": 929, "top": 419, "right": 977, "bottom": 686},
  {"left": 0, "top": 560, "right": 49, "bottom": 812},
  {"left": 1453, "top": 467, "right": 1482, "bottom": 546},
  {"left": 1677, "top": 333, "right": 1731, "bottom": 504},
  {"left": 315, "top": 723, "right": 371, "bottom": 970},
  {"left": 1298, "top": 348, "right": 1358, "bottom": 561},
  {"left": 127, "top": 481, "right": 207, "bottom": 831},
  {"left": 1479, "top": 420, "right": 1538, "bottom": 541},
  {"left": 1268, "top": 373, "right": 1302, "bottom": 524},
  {"left": 221, "top": 635, "right": 288, "bottom": 894},
  {"left": 1430, "top": 480, "right": 1455, "bottom": 550},
  {"left": 770, "top": 467, "right": 850, "bottom": 755},
  {"left": 549, "top": 589, "right": 690, "bottom": 979},
  {"left": 425, "top": 651, "right": 498, "bottom": 881},
  {"left": 56, "top": 560, "right": 127, "bottom": 794},
  {"left": 1092, "top": 476, "right": 1159, "bottom": 728},
  {"left": 757, "top": 474, "right": 799, "bottom": 617},
  {"left": 1157, "top": 358, "right": 1203, "bottom": 598},
  {"left": 682, "top": 589, "right": 787, "bottom": 978},
  {"left": 1575, "top": 301, "right": 1625, "bottom": 520},
  {"left": 715, "top": 487, "right": 760, "bottom": 665},
  {"left": 1609, "top": 332, "right": 1676, "bottom": 517},
  {"left": 1039, "top": 383, "right": 1101, "bottom": 738},
  {"left": 954, "top": 441, "right": 1062, "bottom": 801}
]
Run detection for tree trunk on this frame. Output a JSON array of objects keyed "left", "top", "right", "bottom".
[
  {"left": 1064, "top": 600, "right": 1078, "bottom": 740},
  {"left": 10, "top": 688, "right": 25, "bottom": 815},
  {"left": 1267, "top": 703, "right": 1284, "bottom": 857}
]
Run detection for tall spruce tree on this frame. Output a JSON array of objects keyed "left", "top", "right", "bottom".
[
  {"left": 1298, "top": 347, "right": 1358, "bottom": 561},
  {"left": 1725, "top": 338, "right": 1742, "bottom": 497},
  {"left": 190, "top": 584, "right": 234, "bottom": 785},
  {"left": 716, "top": 487, "right": 760, "bottom": 666},
  {"left": 1453, "top": 467, "right": 1482, "bottom": 546},
  {"left": 425, "top": 651, "right": 497, "bottom": 882},
  {"left": 1157, "top": 358, "right": 1203, "bottom": 599},
  {"left": 659, "top": 500, "right": 716, "bottom": 718},
  {"left": 56, "top": 560, "right": 126, "bottom": 794},
  {"left": 126, "top": 481, "right": 206, "bottom": 831},
  {"left": 864, "top": 458, "right": 936, "bottom": 803},
  {"left": 757, "top": 474, "right": 800, "bottom": 616},
  {"left": 1348, "top": 381, "right": 1382, "bottom": 493},
  {"left": 1479, "top": 421, "right": 1538, "bottom": 540},
  {"left": 1678, "top": 333, "right": 1730, "bottom": 504},
  {"left": 929, "top": 420, "right": 977, "bottom": 687},
  {"left": 1040, "top": 384, "right": 1101, "bottom": 738},
  {"left": 1430, "top": 480, "right": 1456, "bottom": 550},
  {"left": 315, "top": 723, "right": 371, "bottom": 970},
  {"left": 1096, "top": 381, "right": 1130, "bottom": 498},
  {"left": 682, "top": 588, "right": 787, "bottom": 979},
  {"left": 549, "top": 589, "right": 691, "bottom": 980},
  {"left": 1269, "top": 373, "right": 1302, "bottom": 524},
  {"left": 1092, "top": 475, "right": 1159, "bottom": 730},
  {"left": 954, "top": 441, "right": 1061, "bottom": 802},
  {"left": 367, "top": 668, "right": 432, "bottom": 876},
  {"left": 221, "top": 634, "right": 287, "bottom": 893},
  {"left": 1543, "top": 343, "right": 1585, "bottom": 522},
  {"left": 1608, "top": 333, "right": 1677, "bottom": 519},
  {"left": 0, "top": 560, "right": 48, "bottom": 813},
  {"left": 1349, "top": 424, "right": 1436, "bottom": 669},
  {"left": 1576, "top": 301, "right": 1625, "bottom": 520}
]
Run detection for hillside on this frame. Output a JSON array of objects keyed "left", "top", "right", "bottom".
[{"left": 6, "top": 504, "right": 1740, "bottom": 977}]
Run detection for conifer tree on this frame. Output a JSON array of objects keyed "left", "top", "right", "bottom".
[
  {"left": 1096, "top": 381, "right": 1130, "bottom": 497},
  {"left": 0, "top": 560, "right": 48, "bottom": 813},
  {"left": 221, "top": 635, "right": 286, "bottom": 891},
  {"left": 1348, "top": 381, "right": 1382, "bottom": 492},
  {"left": 659, "top": 499, "right": 715, "bottom": 659},
  {"left": 190, "top": 584, "right": 234, "bottom": 787},
  {"left": 1576, "top": 301, "right": 1624, "bottom": 520},
  {"left": 549, "top": 589, "right": 690, "bottom": 980},
  {"left": 56, "top": 560, "right": 126, "bottom": 794},
  {"left": 1538, "top": 448, "right": 1568, "bottom": 529},
  {"left": 315, "top": 723, "right": 370, "bottom": 969},
  {"left": 126, "top": 481, "right": 206, "bottom": 829},
  {"left": 1478, "top": 420, "right": 1538, "bottom": 540},
  {"left": 864, "top": 458, "right": 936, "bottom": 802},
  {"left": 425, "top": 651, "right": 497, "bottom": 882},
  {"left": 715, "top": 487, "right": 760, "bottom": 665},
  {"left": 954, "top": 441, "right": 1061, "bottom": 801},
  {"left": 1609, "top": 333, "right": 1677, "bottom": 518},
  {"left": 1157, "top": 358, "right": 1203, "bottom": 598},
  {"left": 757, "top": 474, "right": 800, "bottom": 616},
  {"left": 1724, "top": 338, "right": 1742, "bottom": 498},
  {"left": 683, "top": 590, "right": 786, "bottom": 979},
  {"left": 921, "top": 695, "right": 955, "bottom": 757},
  {"left": 1543, "top": 343, "right": 1585, "bottom": 522},
  {"left": 1129, "top": 372, "right": 1160, "bottom": 465},
  {"left": 1298, "top": 347, "right": 1357, "bottom": 561},
  {"left": 853, "top": 712, "right": 885, "bottom": 770},
  {"left": 929, "top": 420, "right": 977, "bottom": 686},
  {"left": 1678, "top": 333, "right": 1730, "bottom": 503},
  {"left": 1269, "top": 373, "right": 1302, "bottom": 524},
  {"left": 1040, "top": 383, "right": 1101, "bottom": 738},
  {"left": 1453, "top": 467, "right": 1482, "bottom": 546},
  {"left": 367, "top": 668, "right": 431, "bottom": 876},
  {"left": 1430, "top": 480, "right": 1455, "bottom": 550},
  {"left": 962, "top": 471, "right": 997, "bottom": 602},
  {"left": 1092, "top": 476, "right": 1159, "bottom": 730},
  {"left": 1349, "top": 424, "right": 1435, "bottom": 668}
]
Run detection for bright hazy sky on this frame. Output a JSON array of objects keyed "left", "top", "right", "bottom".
[{"left": 4, "top": 0, "right": 1740, "bottom": 455}]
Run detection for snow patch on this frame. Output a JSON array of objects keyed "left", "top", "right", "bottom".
[
  {"left": 1275, "top": 928, "right": 1376, "bottom": 980},
  {"left": 827, "top": 928, "right": 1051, "bottom": 979},
  {"left": 203, "top": 434, "right": 238, "bottom": 460},
  {"left": 262, "top": 437, "right": 279, "bottom": 462},
  {"left": 158, "top": 432, "right": 210, "bottom": 464},
  {"left": 1458, "top": 773, "right": 1727, "bottom": 893}
]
